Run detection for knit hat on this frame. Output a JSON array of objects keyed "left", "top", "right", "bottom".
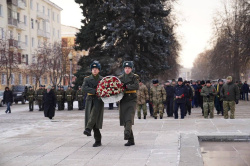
[
  {"left": 227, "top": 76, "right": 232, "bottom": 81},
  {"left": 200, "top": 80, "right": 205, "bottom": 85},
  {"left": 178, "top": 77, "right": 183, "bottom": 82},
  {"left": 206, "top": 80, "right": 211, "bottom": 84},
  {"left": 152, "top": 79, "right": 159, "bottom": 84}
]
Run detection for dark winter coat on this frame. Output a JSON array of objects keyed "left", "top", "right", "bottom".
[
  {"left": 220, "top": 82, "right": 240, "bottom": 101},
  {"left": 242, "top": 83, "right": 249, "bottom": 93},
  {"left": 83, "top": 74, "right": 104, "bottom": 129},
  {"left": 119, "top": 72, "right": 139, "bottom": 126},
  {"left": 165, "top": 85, "right": 175, "bottom": 99},
  {"left": 174, "top": 84, "right": 188, "bottom": 103},
  {"left": 43, "top": 90, "right": 56, "bottom": 118},
  {"left": 185, "top": 85, "right": 193, "bottom": 99},
  {"left": 3, "top": 90, "right": 13, "bottom": 103}
]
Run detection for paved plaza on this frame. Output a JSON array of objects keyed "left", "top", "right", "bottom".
[{"left": 0, "top": 101, "right": 250, "bottom": 166}]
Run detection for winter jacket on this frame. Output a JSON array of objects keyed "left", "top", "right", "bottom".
[
  {"left": 201, "top": 86, "right": 217, "bottom": 102},
  {"left": 242, "top": 83, "right": 249, "bottom": 93},
  {"left": 174, "top": 84, "right": 188, "bottom": 103},
  {"left": 220, "top": 82, "right": 240, "bottom": 101},
  {"left": 137, "top": 83, "right": 149, "bottom": 105},
  {"left": 3, "top": 90, "right": 13, "bottom": 103}
]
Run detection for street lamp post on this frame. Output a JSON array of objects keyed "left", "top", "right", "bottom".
[{"left": 68, "top": 52, "right": 73, "bottom": 87}]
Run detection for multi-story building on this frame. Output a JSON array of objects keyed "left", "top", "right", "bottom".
[
  {"left": 0, "top": 0, "right": 62, "bottom": 90},
  {"left": 61, "top": 24, "right": 88, "bottom": 86}
]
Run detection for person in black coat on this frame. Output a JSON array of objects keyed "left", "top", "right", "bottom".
[
  {"left": 174, "top": 78, "right": 188, "bottom": 119},
  {"left": 165, "top": 81, "right": 175, "bottom": 117},
  {"left": 43, "top": 85, "right": 56, "bottom": 119},
  {"left": 242, "top": 81, "right": 249, "bottom": 101},
  {"left": 3, "top": 87, "right": 13, "bottom": 114}
]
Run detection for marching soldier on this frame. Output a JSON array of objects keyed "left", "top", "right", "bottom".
[
  {"left": 137, "top": 80, "right": 149, "bottom": 119},
  {"left": 201, "top": 80, "right": 217, "bottom": 119},
  {"left": 56, "top": 86, "right": 64, "bottom": 110},
  {"left": 76, "top": 86, "right": 85, "bottom": 110},
  {"left": 65, "top": 86, "right": 74, "bottom": 110},
  {"left": 150, "top": 79, "right": 167, "bottom": 119},
  {"left": 27, "top": 86, "right": 35, "bottom": 111},
  {"left": 83, "top": 61, "right": 104, "bottom": 147},
  {"left": 118, "top": 61, "right": 139, "bottom": 146}
]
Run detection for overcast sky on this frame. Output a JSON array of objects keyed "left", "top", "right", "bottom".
[{"left": 50, "top": 0, "right": 222, "bottom": 69}]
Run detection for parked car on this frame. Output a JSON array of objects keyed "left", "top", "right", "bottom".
[
  {"left": 12, "top": 85, "right": 29, "bottom": 104},
  {"left": 0, "top": 91, "right": 4, "bottom": 107}
]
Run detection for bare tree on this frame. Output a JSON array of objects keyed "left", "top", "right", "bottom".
[{"left": 0, "top": 32, "right": 20, "bottom": 87}]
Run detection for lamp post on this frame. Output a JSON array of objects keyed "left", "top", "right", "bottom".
[{"left": 68, "top": 52, "right": 73, "bottom": 87}]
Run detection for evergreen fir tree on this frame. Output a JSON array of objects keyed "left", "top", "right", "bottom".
[{"left": 74, "top": 0, "right": 174, "bottom": 86}]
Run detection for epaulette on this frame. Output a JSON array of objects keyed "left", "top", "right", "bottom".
[{"left": 84, "top": 76, "right": 90, "bottom": 78}]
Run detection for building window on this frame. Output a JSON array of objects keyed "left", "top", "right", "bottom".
[
  {"left": 1, "top": 74, "right": 6, "bottom": 85},
  {"left": 32, "top": 37, "right": 34, "bottom": 47},
  {"left": 25, "top": 35, "right": 28, "bottom": 46},
  {"left": 24, "top": 15, "right": 27, "bottom": 25},
  {"left": 26, "top": 54, "right": 28, "bottom": 65},
  {"left": 30, "top": 0, "right": 33, "bottom": 10},
  {"left": 42, "top": 6, "right": 45, "bottom": 14},
  {"left": 57, "top": 30, "right": 60, "bottom": 38},
  {"left": 26, "top": 75, "right": 29, "bottom": 84},
  {"left": 53, "top": 28, "right": 55, "bottom": 36},
  {"left": 52, "top": 12, "right": 54, "bottom": 21},
  {"left": 36, "top": 3, "right": 39, "bottom": 11},
  {"left": 19, "top": 74, "right": 22, "bottom": 85},
  {"left": 57, "top": 14, "right": 59, "bottom": 23},
  {"left": 0, "top": 4, "right": 3, "bottom": 17},
  {"left": 48, "top": 9, "right": 50, "bottom": 17},
  {"left": 31, "top": 18, "right": 34, "bottom": 29},
  {"left": 9, "top": 30, "right": 13, "bottom": 39},
  {"left": 11, "top": 74, "right": 15, "bottom": 85}
]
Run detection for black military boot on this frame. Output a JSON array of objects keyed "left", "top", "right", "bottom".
[
  {"left": 83, "top": 128, "right": 91, "bottom": 136},
  {"left": 160, "top": 116, "right": 163, "bottom": 119},
  {"left": 154, "top": 117, "right": 157, "bottom": 119},
  {"left": 124, "top": 141, "right": 135, "bottom": 146},
  {"left": 144, "top": 115, "right": 146, "bottom": 119},
  {"left": 138, "top": 117, "right": 141, "bottom": 119},
  {"left": 93, "top": 141, "right": 102, "bottom": 147}
]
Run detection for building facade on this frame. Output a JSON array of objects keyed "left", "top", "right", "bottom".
[
  {"left": 0, "top": 0, "right": 62, "bottom": 90},
  {"left": 61, "top": 24, "right": 88, "bottom": 86}
]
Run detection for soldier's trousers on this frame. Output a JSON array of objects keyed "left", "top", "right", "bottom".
[
  {"left": 137, "top": 104, "right": 147, "bottom": 118},
  {"left": 124, "top": 121, "right": 134, "bottom": 143},
  {"left": 223, "top": 101, "right": 236, "bottom": 119},
  {"left": 174, "top": 102, "right": 185, "bottom": 119},
  {"left": 67, "top": 101, "right": 73, "bottom": 110},
  {"left": 203, "top": 102, "right": 214, "bottom": 119},
  {"left": 38, "top": 100, "right": 43, "bottom": 111},
  {"left": 29, "top": 101, "right": 34, "bottom": 111},
  {"left": 78, "top": 100, "right": 83, "bottom": 110},
  {"left": 166, "top": 98, "right": 173, "bottom": 117},
  {"left": 57, "top": 101, "right": 63, "bottom": 110},
  {"left": 93, "top": 125, "right": 102, "bottom": 142},
  {"left": 153, "top": 102, "right": 163, "bottom": 118}
]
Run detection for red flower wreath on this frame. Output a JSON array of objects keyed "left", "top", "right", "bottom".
[{"left": 96, "top": 76, "right": 124, "bottom": 98}]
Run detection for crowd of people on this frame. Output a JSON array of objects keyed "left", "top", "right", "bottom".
[
  {"left": 136, "top": 77, "right": 249, "bottom": 120},
  {"left": 2, "top": 60, "right": 250, "bottom": 148}
]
